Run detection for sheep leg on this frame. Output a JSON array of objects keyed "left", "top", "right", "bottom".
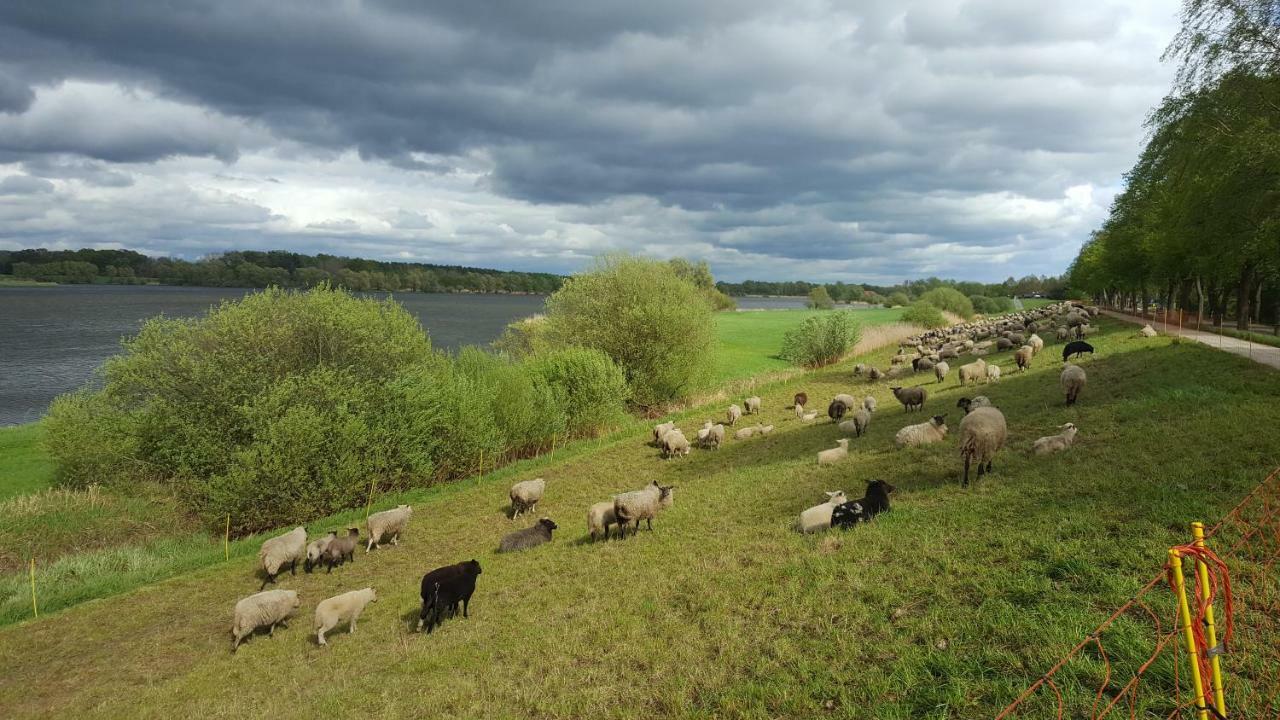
[
  {"left": 318, "top": 629, "right": 327, "bottom": 646},
  {"left": 260, "top": 572, "right": 275, "bottom": 591},
  {"left": 462, "top": 597, "right": 470, "bottom": 618},
  {"left": 290, "top": 559, "right": 297, "bottom": 575},
  {"left": 962, "top": 455, "right": 971, "bottom": 488},
  {"left": 268, "top": 622, "right": 275, "bottom": 637},
  {"left": 350, "top": 612, "right": 360, "bottom": 634},
  {"left": 391, "top": 532, "right": 399, "bottom": 546},
  {"left": 646, "top": 518, "right": 653, "bottom": 531}
]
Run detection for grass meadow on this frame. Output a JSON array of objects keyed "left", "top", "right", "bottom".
[
  {"left": 712, "top": 306, "right": 906, "bottom": 383},
  {"left": 1, "top": 316, "right": 1278, "bottom": 718}
]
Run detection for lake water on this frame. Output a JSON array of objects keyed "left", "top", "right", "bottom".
[{"left": 0, "top": 286, "right": 547, "bottom": 426}]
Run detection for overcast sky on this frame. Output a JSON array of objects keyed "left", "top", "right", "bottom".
[{"left": 0, "top": 1, "right": 1177, "bottom": 283}]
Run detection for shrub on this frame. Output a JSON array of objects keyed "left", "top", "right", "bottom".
[
  {"left": 542, "top": 255, "right": 715, "bottom": 408},
  {"left": 524, "top": 347, "right": 630, "bottom": 436},
  {"left": 918, "top": 287, "right": 975, "bottom": 318},
  {"left": 807, "top": 286, "right": 835, "bottom": 309},
  {"left": 969, "top": 295, "right": 1015, "bottom": 315},
  {"left": 780, "top": 312, "right": 862, "bottom": 367},
  {"left": 900, "top": 302, "right": 948, "bottom": 329},
  {"left": 492, "top": 314, "right": 553, "bottom": 358},
  {"left": 886, "top": 291, "right": 911, "bottom": 308}
]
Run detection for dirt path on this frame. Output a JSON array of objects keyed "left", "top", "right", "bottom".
[{"left": 1102, "top": 309, "right": 1280, "bottom": 370}]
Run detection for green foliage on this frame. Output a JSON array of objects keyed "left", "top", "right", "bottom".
[
  {"left": 899, "top": 302, "right": 948, "bottom": 329},
  {"left": 543, "top": 255, "right": 716, "bottom": 407},
  {"left": 524, "top": 347, "right": 630, "bottom": 436},
  {"left": 779, "top": 312, "right": 861, "bottom": 367},
  {"left": 492, "top": 314, "right": 553, "bottom": 358},
  {"left": 969, "top": 295, "right": 1016, "bottom": 315},
  {"left": 886, "top": 291, "right": 910, "bottom": 307},
  {"left": 806, "top": 286, "right": 835, "bottom": 309},
  {"left": 669, "top": 258, "right": 737, "bottom": 310},
  {"left": 918, "top": 287, "right": 975, "bottom": 318}
]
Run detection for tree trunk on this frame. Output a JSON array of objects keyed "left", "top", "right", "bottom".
[
  {"left": 1196, "top": 276, "right": 1205, "bottom": 329},
  {"left": 1237, "top": 264, "right": 1255, "bottom": 332}
]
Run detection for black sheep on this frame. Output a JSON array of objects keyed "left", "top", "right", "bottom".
[
  {"left": 793, "top": 392, "right": 808, "bottom": 409},
  {"left": 827, "top": 399, "right": 849, "bottom": 422},
  {"left": 1061, "top": 341, "right": 1094, "bottom": 362},
  {"left": 418, "top": 560, "right": 483, "bottom": 633},
  {"left": 831, "top": 480, "right": 896, "bottom": 528}
]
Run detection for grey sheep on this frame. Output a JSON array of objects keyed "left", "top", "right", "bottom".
[
  {"left": 727, "top": 404, "right": 743, "bottom": 426},
  {"left": 863, "top": 395, "right": 877, "bottom": 413},
  {"left": 231, "top": 589, "right": 300, "bottom": 652},
  {"left": 323, "top": 528, "right": 360, "bottom": 572},
  {"left": 1061, "top": 364, "right": 1087, "bottom": 405},
  {"left": 314, "top": 587, "right": 377, "bottom": 646},
  {"left": 744, "top": 396, "right": 762, "bottom": 414},
  {"left": 366, "top": 504, "right": 413, "bottom": 551},
  {"left": 614, "top": 480, "right": 675, "bottom": 537},
  {"left": 498, "top": 518, "right": 559, "bottom": 552},
  {"left": 652, "top": 421, "right": 676, "bottom": 445},
  {"left": 699, "top": 422, "right": 726, "bottom": 450},
  {"left": 890, "top": 385, "right": 927, "bottom": 412},
  {"left": 959, "top": 406, "right": 1007, "bottom": 487},
  {"left": 509, "top": 480, "right": 545, "bottom": 520},
  {"left": 587, "top": 501, "right": 618, "bottom": 541},
  {"left": 934, "top": 360, "right": 950, "bottom": 384},
  {"left": 839, "top": 408, "right": 872, "bottom": 437},
  {"left": 867, "top": 367, "right": 884, "bottom": 381},
  {"left": 258, "top": 526, "right": 306, "bottom": 590}
]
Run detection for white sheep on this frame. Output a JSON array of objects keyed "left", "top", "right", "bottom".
[
  {"left": 1028, "top": 333, "right": 1044, "bottom": 356},
  {"left": 305, "top": 531, "right": 336, "bottom": 572},
  {"left": 366, "top": 505, "right": 413, "bottom": 551},
  {"left": 587, "top": 500, "right": 618, "bottom": 541},
  {"left": 727, "top": 404, "right": 743, "bottom": 426},
  {"left": 231, "top": 589, "right": 300, "bottom": 652},
  {"left": 959, "top": 406, "right": 1007, "bottom": 487},
  {"left": 894, "top": 415, "right": 949, "bottom": 447},
  {"left": 701, "top": 423, "right": 725, "bottom": 450},
  {"left": 696, "top": 420, "right": 714, "bottom": 443},
  {"left": 508, "top": 480, "right": 545, "bottom": 520},
  {"left": 838, "top": 408, "right": 872, "bottom": 437},
  {"left": 1061, "top": 364, "right": 1087, "bottom": 405},
  {"left": 258, "top": 526, "right": 307, "bottom": 590},
  {"left": 614, "top": 480, "right": 675, "bottom": 537},
  {"left": 315, "top": 587, "right": 378, "bottom": 646},
  {"left": 934, "top": 360, "right": 950, "bottom": 384},
  {"left": 833, "top": 393, "right": 857, "bottom": 408},
  {"left": 798, "top": 491, "right": 848, "bottom": 534},
  {"left": 958, "top": 358, "right": 987, "bottom": 386},
  {"left": 662, "top": 428, "right": 691, "bottom": 458},
  {"left": 795, "top": 404, "right": 817, "bottom": 422},
  {"left": 1033, "top": 423, "right": 1079, "bottom": 455},
  {"left": 1140, "top": 324, "right": 1157, "bottom": 337},
  {"left": 863, "top": 395, "right": 877, "bottom": 413},
  {"left": 1014, "top": 345, "right": 1033, "bottom": 372},
  {"left": 744, "top": 396, "right": 762, "bottom": 415},
  {"left": 652, "top": 421, "right": 676, "bottom": 445},
  {"left": 759, "top": 424, "right": 775, "bottom": 435},
  {"left": 816, "top": 439, "right": 850, "bottom": 465},
  {"left": 986, "top": 364, "right": 1002, "bottom": 383}
]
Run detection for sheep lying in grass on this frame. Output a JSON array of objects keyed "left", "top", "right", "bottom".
[
  {"left": 817, "top": 439, "right": 850, "bottom": 465},
  {"left": 652, "top": 421, "right": 676, "bottom": 446},
  {"left": 509, "top": 480, "right": 545, "bottom": 520},
  {"left": 231, "top": 589, "right": 300, "bottom": 652},
  {"left": 1033, "top": 423, "right": 1079, "bottom": 455},
  {"left": 727, "top": 404, "right": 743, "bottom": 426},
  {"left": 959, "top": 406, "right": 1007, "bottom": 487},
  {"left": 852, "top": 363, "right": 867, "bottom": 376},
  {"left": 867, "top": 367, "right": 884, "bottom": 381},
  {"left": 798, "top": 491, "right": 848, "bottom": 533},
  {"left": 744, "top": 396, "right": 761, "bottom": 414},
  {"left": 662, "top": 428, "right": 691, "bottom": 458},
  {"left": 795, "top": 404, "right": 818, "bottom": 422},
  {"left": 304, "top": 532, "right": 336, "bottom": 573},
  {"left": 955, "top": 396, "right": 992, "bottom": 415},
  {"left": 418, "top": 560, "right": 482, "bottom": 633},
  {"left": 1061, "top": 364, "right": 1087, "bottom": 405},
  {"left": 614, "top": 480, "right": 674, "bottom": 538},
  {"left": 365, "top": 504, "right": 412, "bottom": 551},
  {"left": 588, "top": 501, "right": 618, "bottom": 541},
  {"left": 958, "top": 358, "right": 987, "bottom": 386},
  {"left": 1014, "top": 345, "right": 1033, "bottom": 372},
  {"left": 895, "top": 415, "right": 948, "bottom": 447},
  {"left": 498, "top": 518, "right": 559, "bottom": 552},
  {"left": 891, "top": 386, "right": 927, "bottom": 412},
  {"left": 258, "top": 526, "right": 306, "bottom": 590},
  {"left": 934, "top": 360, "right": 950, "bottom": 384},
  {"left": 831, "top": 480, "right": 896, "bottom": 528},
  {"left": 315, "top": 587, "right": 377, "bottom": 647},
  {"left": 1140, "top": 324, "right": 1157, "bottom": 337},
  {"left": 839, "top": 408, "right": 872, "bottom": 437},
  {"left": 323, "top": 528, "right": 360, "bottom": 572}
]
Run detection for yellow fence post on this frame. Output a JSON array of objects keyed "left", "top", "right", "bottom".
[
  {"left": 364, "top": 477, "right": 376, "bottom": 523},
  {"left": 1170, "top": 548, "right": 1210, "bottom": 720},
  {"left": 29, "top": 558, "right": 37, "bottom": 619},
  {"left": 224, "top": 513, "right": 231, "bottom": 561},
  {"left": 1191, "top": 522, "right": 1227, "bottom": 716},
  {"left": 478, "top": 450, "right": 485, "bottom": 478}
]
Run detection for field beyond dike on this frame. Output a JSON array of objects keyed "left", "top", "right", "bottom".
[{"left": 1, "top": 314, "right": 1279, "bottom": 718}]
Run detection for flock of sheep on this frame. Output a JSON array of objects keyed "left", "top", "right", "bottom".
[{"left": 229, "top": 300, "right": 1106, "bottom": 653}]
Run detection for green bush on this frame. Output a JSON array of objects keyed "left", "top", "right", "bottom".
[
  {"left": 492, "top": 314, "right": 553, "bottom": 358},
  {"left": 543, "top": 255, "right": 715, "bottom": 408},
  {"left": 918, "top": 287, "right": 975, "bottom": 319},
  {"left": 524, "top": 347, "right": 630, "bottom": 436},
  {"left": 886, "top": 291, "right": 911, "bottom": 308},
  {"left": 807, "top": 286, "right": 835, "bottom": 309},
  {"left": 969, "top": 295, "right": 1015, "bottom": 315},
  {"left": 900, "top": 302, "right": 948, "bottom": 329},
  {"left": 780, "top": 312, "right": 861, "bottom": 367}
]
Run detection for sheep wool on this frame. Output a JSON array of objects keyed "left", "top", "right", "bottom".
[
  {"left": 958, "top": 358, "right": 987, "bottom": 386},
  {"left": 959, "top": 406, "right": 1007, "bottom": 487},
  {"left": 894, "top": 415, "right": 949, "bottom": 448},
  {"left": 1014, "top": 345, "right": 1033, "bottom": 372},
  {"left": 1033, "top": 423, "right": 1079, "bottom": 455},
  {"left": 891, "top": 386, "right": 927, "bottom": 412},
  {"left": 652, "top": 421, "right": 676, "bottom": 445},
  {"left": 509, "top": 480, "right": 546, "bottom": 520},
  {"left": 1140, "top": 324, "right": 1158, "bottom": 337},
  {"left": 613, "top": 480, "right": 675, "bottom": 537},
  {"left": 588, "top": 501, "right": 618, "bottom": 541},
  {"left": 315, "top": 588, "right": 377, "bottom": 646},
  {"left": 727, "top": 404, "right": 743, "bottom": 426},
  {"left": 817, "top": 439, "right": 850, "bottom": 465},
  {"left": 366, "top": 505, "right": 413, "bottom": 551},
  {"left": 798, "top": 491, "right": 848, "bottom": 534},
  {"left": 258, "top": 526, "right": 307, "bottom": 590},
  {"left": 744, "top": 396, "right": 762, "bottom": 415},
  {"left": 305, "top": 532, "right": 336, "bottom": 573},
  {"left": 1061, "top": 364, "right": 1087, "bottom": 405},
  {"left": 986, "top": 365, "right": 1002, "bottom": 382},
  {"left": 934, "top": 360, "right": 950, "bottom": 384},
  {"left": 662, "top": 428, "right": 691, "bottom": 458},
  {"left": 231, "top": 589, "right": 300, "bottom": 652},
  {"left": 839, "top": 408, "right": 872, "bottom": 437},
  {"left": 702, "top": 423, "right": 725, "bottom": 450},
  {"left": 863, "top": 395, "right": 877, "bottom": 413},
  {"left": 1028, "top": 334, "right": 1044, "bottom": 356},
  {"left": 867, "top": 367, "right": 884, "bottom": 381},
  {"left": 499, "top": 518, "right": 559, "bottom": 552},
  {"left": 734, "top": 425, "right": 760, "bottom": 440}
]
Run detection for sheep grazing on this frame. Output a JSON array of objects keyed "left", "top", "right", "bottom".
[
  {"left": 1061, "top": 364, "right": 1087, "bottom": 405},
  {"left": 995, "top": 337, "right": 1014, "bottom": 351},
  {"left": 1014, "top": 345, "right": 1033, "bottom": 372},
  {"left": 890, "top": 353, "right": 913, "bottom": 366},
  {"left": 323, "top": 528, "right": 360, "bottom": 572},
  {"left": 699, "top": 423, "right": 725, "bottom": 450},
  {"left": 1028, "top": 333, "right": 1044, "bottom": 356},
  {"left": 418, "top": 560, "right": 482, "bottom": 633},
  {"left": 1033, "top": 423, "right": 1079, "bottom": 455},
  {"left": 652, "top": 421, "right": 676, "bottom": 446},
  {"left": 958, "top": 358, "right": 987, "bottom": 386},
  {"left": 863, "top": 395, "right": 877, "bottom": 413},
  {"left": 959, "top": 406, "right": 1007, "bottom": 488},
  {"left": 839, "top": 408, "right": 872, "bottom": 437},
  {"left": 498, "top": 518, "right": 559, "bottom": 552},
  {"left": 509, "top": 479, "right": 546, "bottom": 520},
  {"left": 1056, "top": 325, "right": 1070, "bottom": 341},
  {"left": 661, "top": 428, "right": 691, "bottom": 458},
  {"left": 314, "top": 587, "right": 377, "bottom": 647},
  {"left": 934, "top": 360, "right": 950, "bottom": 384},
  {"left": 986, "top": 364, "right": 1002, "bottom": 383},
  {"left": 797, "top": 491, "right": 848, "bottom": 533},
  {"left": 828, "top": 399, "right": 850, "bottom": 422},
  {"left": 831, "top": 480, "right": 896, "bottom": 528},
  {"left": 365, "top": 504, "right": 412, "bottom": 551},
  {"left": 817, "top": 439, "right": 850, "bottom": 466},
  {"left": 744, "top": 396, "right": 762, "bottom": 415},
  {"left": 867, "top": 367, "right": 885, "bottom": 381},
  {"left": 727, "top": 404, "right": 743, "bottom": 426},
  {"left": 258, "top": 526, "right": 306, "bottom": 590},
  {"left": 614, "top": 480, "right": 675, "bottom": 537},
  {"left": 1140, "top": 324, "right": 1157, "bottom": 337},
  {"left": 231, "top": 589, "right": 301, "bottom": 652},
  {"left": 793, "top": 392, "right": 808, "bottom": 408},
  {"left": 834, "top": 393, "right": 857, "bottom": 408},
  {"left": 912, "top": 357, "right": 936, "bottom": 373},
  {"left": 588, "top": 501, "right": 619, "bottom": 541},
  {"left": 304, "top": 531, "right": 336, "bottom": 573},
  {"left": 895, "top": 415, "right": 949, "bottom": 447},
  {"left": 955, "top": 396, "right": 992, "bottom": 415},
  {"left": 890, "top": 386, "right": 927, "bottom": 412},
  {"left": 1062, "top": 341, "right": 1094, "bottom": 362}
]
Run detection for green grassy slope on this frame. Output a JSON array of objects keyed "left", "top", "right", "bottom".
[
  {"left": 713, "top": 307, "right": 904, "bottom": 383},
  {"left": 0, "top": 423, "right": 55, "bottom": 500},
  {"left": 1, "top": 318, "right": 1277, "bottom": 718}
]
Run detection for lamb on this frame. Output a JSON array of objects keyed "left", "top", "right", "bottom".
[
  {"left": 839, "top": 408, "right": 872, "bottom": 437},
  {"left": 323, "top": 528, "right": 360, "bottom": 572},
  {"left": 231, "top": 589, "right": 300, "bottom": 652},
  {"left": 1033, "top": 423, "right": 1079, "bottom": 455},
  {"left": 734, "top": 424, "right": 763, "bottom": 440},
  {"left": 1028, "top": 333, "right": 1044, "bottom": 356},
  {"left": 797, "top": 491, "right": 848, "bottom": 534},
  {"left": 314, "top": 587, "right": 377, "bottom": 646},
  {"left": 793, "top": 392, "right": 808, "bottom": 408},
  {"left": 727, "top": 404, "right": 743, "bottom": 426},
  {"left": 509, "top": 480, "right": 545, "bottom": 520},
  {"left": 1062, "top": 341, "right": 1094, "bottom": 362},
  {"left": 258, "top": 526, "right": 306, "bottom": 590},
  {"left": 652, "top": 421, "right": 676, "bottom": 446},
  {"left": 613, "top": 480, "right": 675, "bottom": 537},
  {"left": 661, "top": 428, "right": 691, "bottom": 458},
  {"left": 418, "top": 560, "right": 482, "bottom": 633},
  {"left": 1140, "top": 324, "right": 1157, "bottom": 337},
  {"left": 1056, "top": 325, "right": 1070, "bottom": 341},
  {"left": 744, "top": 396, "right": 762, "bottom": 415},
  {"left": 700, "top": 423, "right": 725, "bottom": 450},
  {"left": 795, "top": 404, "right": 818, "bottom": 422},
  {"left": 816, "top": 439, "right": 850, "bottom": 466},
  {"left": 1061, "top": 363, "right": 1087, "bottom": 405},
  {"left": 364, "top": 504, "right": 412, "bottom": 551},
  {"left": 958, "top": 358, "right": 987, "bottom": 386},
  {"left": 890, "top": 385, "right": 927, "bottom": 412},
  {"left": 828, "top": 399, "right": 850, "bottom": 422},
  {"left": 959, "top": 406, "right": 1007, "bottom": 487},
  {"left": 1014, "top": 345, "right": 1034, "bottom": 372},
  {"left": 304, "top": 531, "right": 336, "bottom": 573},
  {"left": 863, "top": 395, "right": 877, "bottom": 413},
  {"left": 955, "top": 396, "right": 992, "bottom": 415},
  {"left": 895, "top": 415, "right": 949, "bottom": 447},
  {"left": 986, "top": 364, "right": 1002, "bottom": 382},
  {"left": 934, "top": 360, "right": 950, "bottom": 384},
  {"left": 830, "top": 480, "right": 896, "bottom": 528},
  {"left": 588, "top": 501, "right": 619, "bottom": 541},
  {"left": 498, "top": 518, "right": 559, "bottom": 552}
]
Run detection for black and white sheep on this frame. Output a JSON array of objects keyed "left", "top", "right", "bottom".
[
  {"left": 830, "top": 480, "right": 896, "bottom": 528},
  {"left": 798, "top": 491, "right": 848, "bottom": 533}
]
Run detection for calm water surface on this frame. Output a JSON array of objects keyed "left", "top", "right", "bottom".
[{"left": 0, "top": 285, "right": 546, "bottom": 426}]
